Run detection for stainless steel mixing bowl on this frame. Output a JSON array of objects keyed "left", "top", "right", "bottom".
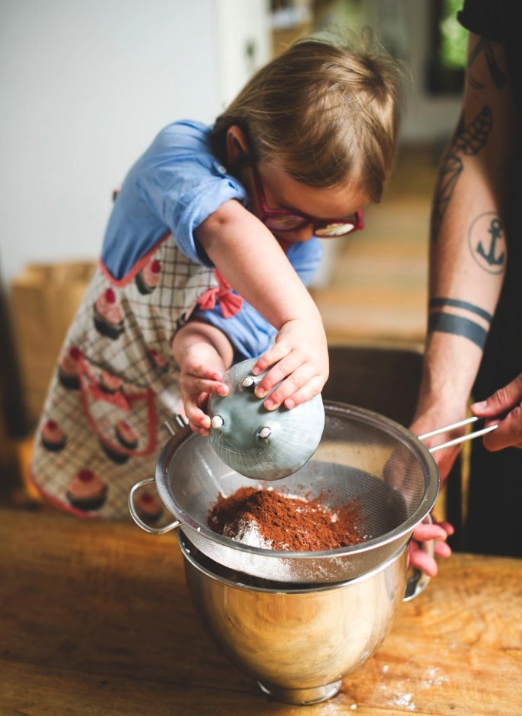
[{"left": 179, "top": 530, "right": 414, "bottom": 706}]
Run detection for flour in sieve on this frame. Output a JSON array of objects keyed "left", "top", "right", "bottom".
[
  {"left": 208, "top": 486, "right": 365, "bottom": 552},
  {"left": 223, "top": 517, "right": 273, "bottom": 549}
]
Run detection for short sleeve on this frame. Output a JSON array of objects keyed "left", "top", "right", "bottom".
[
  {"left": 457, "top": 0, "right": 502, "bottom": 42},
  {"left": 190, "top": 238, "right": 323, "bottom": 361},
  {"left": 135, "top": 121, "right": 248, "bottom": 267}
]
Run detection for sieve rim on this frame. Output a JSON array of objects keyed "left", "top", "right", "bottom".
[{"left": 155, "top": 402, "right": 439, "bottom": 561}]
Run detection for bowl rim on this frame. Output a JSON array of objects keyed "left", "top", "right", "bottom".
[{"left": 179, "top": 529, "right": 409, "bottom": 594}]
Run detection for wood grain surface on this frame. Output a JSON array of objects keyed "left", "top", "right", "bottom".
[{"left": 1, "top": 507, "right": 521, "bottom": 715}]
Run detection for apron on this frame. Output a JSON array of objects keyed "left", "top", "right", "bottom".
[{"left": 31, "top": 233, "right": 241, "bottom": 520}]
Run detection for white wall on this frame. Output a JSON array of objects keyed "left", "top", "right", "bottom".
[
  {"left": 0, "top": 0, "right": 461, "bottom": 290},
  {"left": 399, "top": 0, "right": 461, "bottom": 143},
  {"left": 0, "top": 0, "right": 270, "bottom": 286}
]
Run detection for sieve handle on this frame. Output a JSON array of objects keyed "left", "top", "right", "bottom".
[
  {"left": 403, "top": 515, "right": 434, "bottom": 602},
  {"left": 419, "top": 416, "right": 499, "bottom": 454},
  {"left": 129, "top": 477, "right": 182, "bottom": 535}
]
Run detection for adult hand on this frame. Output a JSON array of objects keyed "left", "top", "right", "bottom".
[
  {"left": 251, "top": 317, "right": 329, "bottom": 411},
  {"left": 409, "top": 404, "right": 468, "bottom": 489},
  {"left": 409, "top": 517, "right": 454, "bottom": 577},
  {"left": 471, "top": 373, "right": 522, "bottom": 449}
]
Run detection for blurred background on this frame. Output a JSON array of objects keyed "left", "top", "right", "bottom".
[{"left": 0, "top": 0, "right": 467, "bottom": 513}]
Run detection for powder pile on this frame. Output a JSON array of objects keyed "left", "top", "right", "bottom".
[{"left": 208, "top": 487, "right": 365, "bottom": 552}]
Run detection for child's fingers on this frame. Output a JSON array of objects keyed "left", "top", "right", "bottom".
[
  {"left": 181, "top": 376, "right": 228, "bottom": 397},
  {"left": 252, "top": 340, "right": 292, "bottom": 377},
  {"left": 183, "top": 359, "right": 224, "bottom": 383},
  {"left": 282, "top": 375, "right": 325, "bottom": 409},
  {"left": 188, "top": 420, "right": 210, "bottom": 436},
  {"left": 254, "top": 354, "right": 302, "bottom": 399},
  {"left": 259, "top": 363, "right": 315, "bottom": 409},
  {"left": 184, "top": 400, "right": 211, "bottom": 431}
]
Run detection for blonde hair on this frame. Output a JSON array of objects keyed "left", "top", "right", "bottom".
[{"left": 211, "top": 33, "right": 402, "bottom": 203}]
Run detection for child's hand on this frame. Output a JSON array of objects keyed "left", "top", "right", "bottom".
[
  {"left": 251, "top": 318, "right": 329, "bottom": 410},
  {"left": 178, "top": 342, "right": 229, "bottom": 436}
]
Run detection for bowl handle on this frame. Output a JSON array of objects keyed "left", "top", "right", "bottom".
[
  {"left": 128, "top": 477, "right": 182, "bottom": 535},
  {"left": 403, "top": 514, "right": 435, "bottom": 602}
]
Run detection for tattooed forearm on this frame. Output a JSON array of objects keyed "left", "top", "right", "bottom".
[
  {"left": 468, "top": 212, "right": 506, "bottom": 274},
  {"left": 428, "top": 312, "right": 487, "bottom": 350},
  {"left": 430, "top": 107, "right": 493, "bottom": 242},
  {"left": 428, "top": 298, "right": 493, "bottom": 323},
  {"left": 467, "top": 38, "right": 507, "bottom": 90}
]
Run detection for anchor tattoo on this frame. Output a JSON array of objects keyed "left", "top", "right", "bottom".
[{"left": 477, "top": 217, "right": 505, "bottom": 267}]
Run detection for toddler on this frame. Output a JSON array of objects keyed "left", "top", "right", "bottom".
[{"left": 31, "top": 34, "right": 402, "bottom": 519}]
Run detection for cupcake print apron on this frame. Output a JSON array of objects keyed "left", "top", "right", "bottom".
[{"left": 31, "top": 233, "right": 242, "bottom": 521}]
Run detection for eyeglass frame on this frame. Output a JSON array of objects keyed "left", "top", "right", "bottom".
[{"left": 250, "top": 160, "right": 365, "bottom": 238}]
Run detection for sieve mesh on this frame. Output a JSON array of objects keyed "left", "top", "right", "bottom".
[{"left": 155, "top": 402, "right": 438, "bottom": 583}]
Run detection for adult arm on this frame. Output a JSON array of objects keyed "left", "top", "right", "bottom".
[
  {"left": 411, "top": 32, "right": 516, "bottom": 483},
  {"left": 409, "top": 32, "right": 517, "bottom": 575}
]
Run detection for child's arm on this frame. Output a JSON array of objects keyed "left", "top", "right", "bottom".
[
  {"left": 172, "top": 321, "right": 233, "bottom": 435},
  {"left": 195, "top": 199, "right": 328, "bottom": 411}
]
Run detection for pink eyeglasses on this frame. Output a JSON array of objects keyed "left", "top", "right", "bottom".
[{"left": 251, "top": 161, "right": 364, "bottom": 238}]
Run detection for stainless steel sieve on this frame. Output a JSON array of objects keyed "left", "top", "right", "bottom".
[{"left": 130, "top": 402, "right": 444, "bottom": 583}]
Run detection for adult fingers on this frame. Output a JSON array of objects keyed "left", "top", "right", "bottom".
[
  {"left": 412, "top": 522, "right": 448, "bottom": 542},
  {"left": 434, "top": 541, "right": 452, "bottom": 558},
  {"left": 471, "top": 374, "right": 522, "bottom": 418},
  {"left": 437, "top": 520, "right": 455, "bottom": 536},
  {"left": 408, "top": 544, "right": 438, "bottom": 577},
  {"left": 482, "top": 404, "right": 522, "bottom": 451}
]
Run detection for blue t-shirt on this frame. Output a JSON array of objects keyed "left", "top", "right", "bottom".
[{"left": 100, "top": 120, "right": 322, "bottom": 360}]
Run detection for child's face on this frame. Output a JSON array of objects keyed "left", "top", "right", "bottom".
[{"left": 245, "top": 160, "right": 369, "bottom": 245}]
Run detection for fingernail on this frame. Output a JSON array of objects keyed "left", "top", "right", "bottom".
[
  {"left": 264, "top": 399, "right": 276, "bottom": 410},
  {"left": 472, "top": 401, "right": 486, "bottom": 410},
  {"left": 285, "top": 399, "right": 295, "bottom": 409},
  {"left": 255, "top": 388, "right": 267, "bottom": 399},
  {"left": 252, "top": 366, "right": 261, "bottom": 375}
]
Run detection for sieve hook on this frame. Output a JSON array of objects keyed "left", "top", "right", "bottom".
[
  {"left": 129, "top": 477, "right": 182, "bottom": 535},
  {"left": 419, "top": 416, "right": 498, "bottom": 454}
]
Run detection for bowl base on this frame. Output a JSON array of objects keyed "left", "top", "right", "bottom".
[{"left": 257, "top": 679, "right": 342, "bottom": 705}]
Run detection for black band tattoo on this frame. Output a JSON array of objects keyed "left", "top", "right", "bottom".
[
  {"left": 429, "top": 298, "right": 492, "bottom": 323},
  {"left": 430, "top": 107, "right": 492, "bottom": 243},
  {"left": 428, "top": 312, "right": 487, "bottom": 350}
]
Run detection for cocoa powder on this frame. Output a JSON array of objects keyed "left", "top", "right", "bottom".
[{"left": 208, "top": 487, "right": 365, "bottom": 551}]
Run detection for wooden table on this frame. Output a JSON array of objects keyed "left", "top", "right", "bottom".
[{"left": 1, "top": 507, "right": 521, "bottom": 715}]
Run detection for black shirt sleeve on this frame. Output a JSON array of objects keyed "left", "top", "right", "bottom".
[{"left": 457, "top": 0, "right": 502, "bottom": 42}]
